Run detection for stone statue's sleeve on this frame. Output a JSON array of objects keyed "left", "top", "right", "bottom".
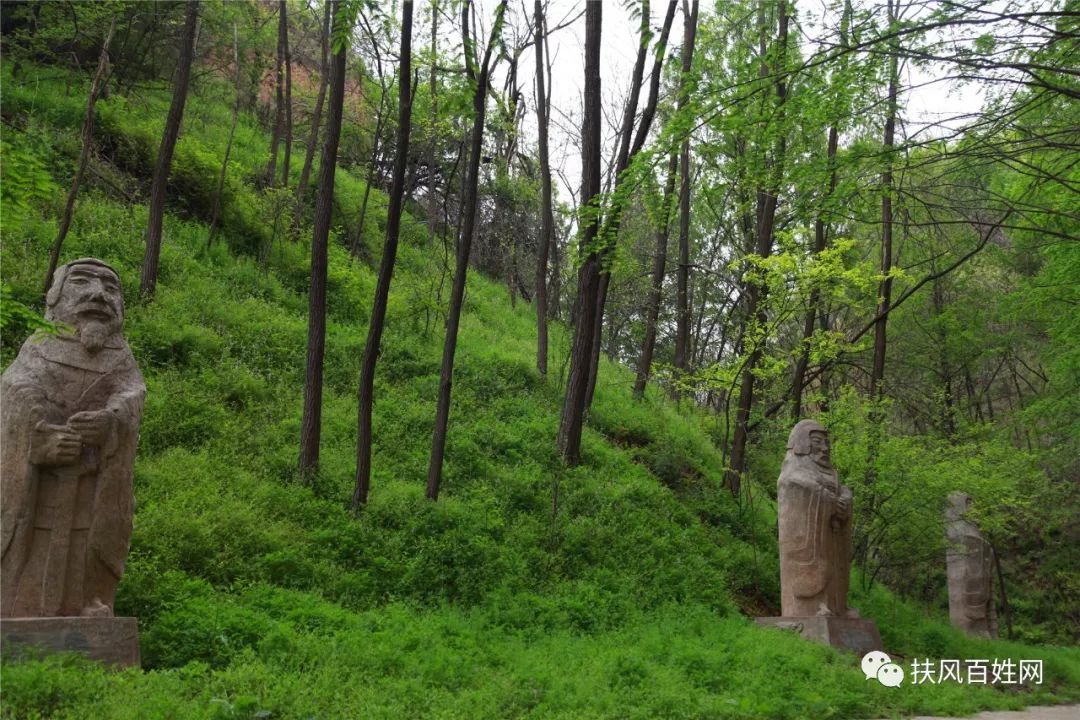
[
  {"left": 1, "top": 344, "right": 49, "bottom": 557},
  {"left": 87, "top": 346, "right": 145, "bottom": 579},
  {"left": 100, "top": 351, "right": 146, "bottom": 460}
]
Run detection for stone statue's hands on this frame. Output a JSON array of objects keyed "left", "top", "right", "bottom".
[
  {"left": 834, "top": 494, "right": 851, "bottom": 522},
  {"left": 67, "top": 409, "right": 112, "bottom": 445},
  {"left": 31, "top": 422, "right": 82, "bottom": 466}
]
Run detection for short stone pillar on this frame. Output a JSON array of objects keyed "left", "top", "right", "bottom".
[
  {"left": 756, "top": 420, "right": 883, "bottom": 654},
  {"left": 945, "top": 492, "right": 998, "bottom": 638},
  {"left": 1, "top": 259, "right": 144, "bottom": 667}
]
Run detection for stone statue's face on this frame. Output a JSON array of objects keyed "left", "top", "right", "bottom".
[
  {"left": 808, "top": 430, "right": 831, "bottom": 468},
  {"left": 51, "top": 264, "right": 123, "bottom": 352}
]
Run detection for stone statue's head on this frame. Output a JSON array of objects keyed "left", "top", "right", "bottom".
[
  {"left": 45, "top": 258, "right": 124, "bottom": 353},
  {"left": 945, "top": 491, "right": 972, "bottom": 523},
  {"left": 787, "top": 419, "right": 832, "bottom": 469}
]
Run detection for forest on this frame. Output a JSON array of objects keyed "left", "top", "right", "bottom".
[{"left": 0, "top": 0, "right": 1077, "bottom": 718}]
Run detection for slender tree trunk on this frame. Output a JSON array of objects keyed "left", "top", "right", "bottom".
[
  {"left": 139, "top": 0, "right": 198, "bottom": 298},
  {"left": 544, "top": 31, "right": 561, "bottom": 323},
  {"left": 427, "top": 0, "right": 508, "bottom": 499},
  {"left": 292, "top": 2, "right": 331, "bottom": 240},
  {"left": 44, "top": 17, "right": 114, "bottom": 296},
  {"left": 281, "top": 0, "right": 292, "bottom": 185},
  {"left": 556, "top": 0, "right": 602, "bottom": 466},
  {"left": 534, "top": 1, "right": 553, "bottom": 376},
  {"left": 352, "top": 1, "right": 414, "bottom": 511},
  {"left": 932, "top": 277, "right": 957, "bottom": 439},
  {"left": 353, "top": 106, "right": 386, "bottom": 256},
  {"left": 581, "top": 0, "right": 652, "bottom": 408},
  {"left": 427, "top": 1, "right": 439, "bottom": 248},
  {"left": 791, "top": 124, "right": 838, "bottom": 418},
  {"left": 860, "top": 0, "right": 900, "bottom": 526},
  {"left": 265, "top": 2, "right": 286, "bottom": 184},
  {"left": 634, "top": 151, "right": 679, "bottom": 397},
  {"left": 298, "top": 0, "right": 347, "bottom": 479},
  {"left": 582, "top": 0, "right": 678, "bottom": 409},
  {"left": 208, "top": 22, "right": 242, "bottom": 248},
  {"left": 672, "top": 0, "right": 699, "bottom": 381},
  {"left": 790, "top": 0, "right": 846, "bottom": 416},
  {"left": 352, "top": 12, "right": 390, "bottom": 257},
  {"left": 726, "top": 0, "right": 789, "bottom": 495},
  {"left": 790, "top": 2, "right": 849, "bottom": 418},
  {"left": 870, "top": 0, "right": 899, "bottom": 402}
]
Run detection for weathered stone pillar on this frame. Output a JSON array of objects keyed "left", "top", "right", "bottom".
[{"left": 945, "top": 491, "right": 998, "bottom": 638}]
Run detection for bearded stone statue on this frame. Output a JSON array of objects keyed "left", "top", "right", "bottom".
[
  {"left": 777, "top": 419, "right": 855, "bottom": 618},
  {"left": 2, "top": 258, "right": 145, "bottom": 620},
  {"left": 757, "top": 420, "right": 881, "bottom": 654}
]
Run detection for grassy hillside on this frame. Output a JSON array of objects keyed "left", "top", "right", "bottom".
[{"left": 1, "top": 66, "right": 1078, "bottom": 719}]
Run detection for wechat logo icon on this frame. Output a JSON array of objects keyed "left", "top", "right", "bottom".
[{"left": 862, "top": 650, "right": 905, "bottom": 687}]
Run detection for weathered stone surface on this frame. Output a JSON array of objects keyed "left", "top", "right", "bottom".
[
  {"left": 759, "top": 420, "right": 883, "bottom": 654},
  {"left": 1, "top": 616, "right": 140, "bottom": 667},
  {"left": 755, "top": 616, "right": 883, "bottom": 656},
  {"left": 2, "top": 258, "right": 145, "bottom": 620},
  {"left": 777, "top": 420, "right": 855, "bottom": 618},
  {"left": 945, "top": 491, "right": 998, "bottom": 638}
]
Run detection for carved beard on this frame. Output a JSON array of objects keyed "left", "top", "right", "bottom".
[{"left": 77, "top": 319, "right": 115, "bottom": 354}]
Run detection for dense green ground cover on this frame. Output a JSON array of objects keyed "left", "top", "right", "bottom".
[{"left": 2, "top": 67, "right": 1078, "bottom": 719}]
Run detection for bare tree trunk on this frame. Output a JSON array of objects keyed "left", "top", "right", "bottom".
[
  {"left": 298, "top": 0, "right": 347, "bottom": 479},
  {"left": 208, "top": 22, "right": 242, "bottom": 249},
  {"left": 139, "top": 0, "right": 198, "bottom": 298},
  {"left": 633, "top": 151, "right": 678, "bottom": 397},
  {"left": 266, "top": 1, "right": 287, "bottom": 185},
  {"left": 791, "top": 123, "right": 838, "bottom": 418},
  {"left": 44, "top": 17, "right": 114, "bottom": 296},
  {"left": 534, "top": 2, "right": 553, "bottom": 375},
  {"left": 726, "top": 0, "right": 788, "bottom": 495},
  {"left": 932, "top": 277, "right": 957, "bottom": 439},
  {"left": 870, "top": 0, "right": 899, "bottom": 402},
  {"left": 427, "top": 0, "right": 508, "bottom": 499},
  {"left": 427, "top": 0, "right": 439, "bottom": 248},
  {"left": 672, "top": 0, "right": 699, "bottom": 381},
  {"left": 352, "top": 1, "right": 414, "bottom": 511},
  {"left": 353, "top": 105, "right": 388, "bottom": 255},
  {"left": 582, "top": 0, "right": 678, "bottom": 409},
  {"left": 793, "top": 0, "right": 851, "bottom": 418},
  {"left": 556, "top": 0, "right": 602, "bottom": 466},
  {"left": 352, "top": 110, "right": 384, "bottom": 256},
  {"left": 860, "top": 0, "right": 900, "bottom": 524},
  {"left": 281, "top": 0, "right": 292, "bottom": 185},
  {"left": 544, "top": 29, "right": 561, "bottom": 324},
  {"left": 292, "top": 2, "right": 331, "bottom": 240}
]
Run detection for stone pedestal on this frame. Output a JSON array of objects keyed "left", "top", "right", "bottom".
[
  {"left": 755, "top": 616, "right": 883, "bottom": 656},
  {"left": 1, "top": 617, "right": 140, "bottom": 667}
]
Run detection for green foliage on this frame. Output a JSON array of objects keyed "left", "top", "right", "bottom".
[{"left": 1, "top": 52, "right": 1077, "bottom": 719}]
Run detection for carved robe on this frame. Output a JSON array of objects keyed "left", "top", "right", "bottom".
[
  {"left": 945, "top": 494, "right": 997, "bottom": 638},
  {"left": 778, "top": 456, "right": 853, "bottom": 617},
  {"left": 1, "top": 333, "right": 144, "bottom": 617}
]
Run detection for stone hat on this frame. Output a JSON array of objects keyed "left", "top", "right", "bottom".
[{"left": 787, "top": 419, "right": 828, "bottom": 455}]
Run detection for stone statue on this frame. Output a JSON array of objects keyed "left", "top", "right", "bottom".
[
  {"left": 757, "top": 420, "right": 880, "bottom": 654},
  {"left": 1, "top": 258, "right": 145, "bottom": 619},
  {"left": 777, "top": 419, "right": 855, "bottom": 618},
  {"left": 945, "top": 492, "right": 998, "bottom": 638}
]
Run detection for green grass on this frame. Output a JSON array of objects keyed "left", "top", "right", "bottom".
[{"left": 1, "top": 64, "right": 1078, "bottom": 719}]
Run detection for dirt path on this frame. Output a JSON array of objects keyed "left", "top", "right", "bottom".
[{"left": 879, "top": 705, "right": 1079, "bottom": 720}]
